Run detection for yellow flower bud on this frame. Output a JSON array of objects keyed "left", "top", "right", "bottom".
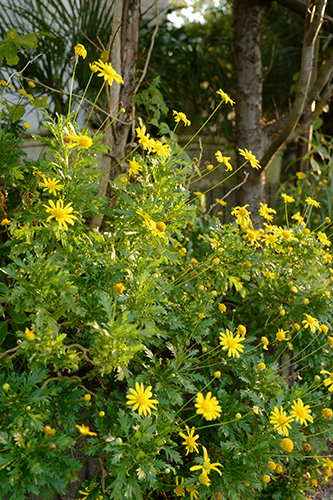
[{"left": 281, "top": 438, "right": 293, "bottom": 452}]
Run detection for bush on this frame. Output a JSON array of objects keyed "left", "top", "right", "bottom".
[{"left": 1, "top": 43, "right": 333, "bottom": 500}]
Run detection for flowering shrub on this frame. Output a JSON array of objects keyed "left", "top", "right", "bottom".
[{"left": 1, "top": 43, "right": 333, "bottom": 500}]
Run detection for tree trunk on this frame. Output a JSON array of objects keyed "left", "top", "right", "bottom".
[
  {"left": 233, "top": 0, "right": 270, "bottom": 214},
  {"left": 90, "top": 0, "right": 140, "bottom": 228}
]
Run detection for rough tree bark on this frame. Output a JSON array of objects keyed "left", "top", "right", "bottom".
[
  {"left": 90, "top": 0, "right": 140, "bottom": 228},
  {"left": 233, "top": 0, "right": 331, "bottom": 214}
]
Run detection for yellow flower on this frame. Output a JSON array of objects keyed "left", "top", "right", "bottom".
[
  {"left": 40, "top": 177, "right": 64, "bottom": 196},
  {"left": 0, "top": 80, "right": 7, "bottom": 85},
  {"left": 99, "top": 411, "right": 105, "bottom": 417},
  {"left": 275, "top": 464, "right": 283, "bottom": 474},
  {"left": 270, "top": 406, "right": 294, "bottom": 436},
  {"left": 67, "top": 134, "right": 93, "bottom": 149},
  {"left": 114, "top": 283, "right": 125, "bottom": 293},
  {"left": 261, "top": 336, "right": 269, "bottom": 350},
  {"left": 328, "top": 336, "right": 333, "bottom": 347},
  {"left": 258, "top": 362, "right": 266, "bottom": 371},
  {"left": 23, "top": 122, "right": 31, "bottom": 129},
  {"left": 190, "top": 446, "right": 223, "bottom": 477},
  {"left": 317, "top": 231, "right": 331, "bottom": 246},
  {"left": 268, "top": 461, "right": 276, "bottom": 471},
  {"left": 281, "top": 193, "right": 295, "bottom": 203},
  {"left": 173, "top": 110, "right": 191, "bottom": 126},
  {"left": 296, "top": 171, "right": 306, "bottom": 180},
  {"left": 305, "top": 196, "right": 320, "bottom": 208},
  {"left": 290, "top": 398, "right": 313, "bottom": 426},
  {"left": 219, "top": 329, "right": 245, "bottom": 358},
  {"left": 92, "top": 59, "right": 124, "bottom": 86},
  {"left": 237, "top": 325, "right": 246, "bottom": 337},
  {"left": 1, "top": 218, "right": 10, "bottom": 226},
  {"left": 292, "top": 211, "right": 304, "bottom": 224},
  {"left": 231, "top": 205, "right": 251, "bottom": 227},
  {"left": 147, "top": 220, "right": 166, "bottom": 237},
  {"left": 253, "top": 406, "right": 259, "bottom": 414},
  {"left": 150, "top": 139, "right": 171, "bottom": 158},
  {"left": 259, "top": 203, "right": 276, "bottom": 222},
  {"left": 215, "top": 198, "right": 227, "bottom": 206},
  {"left": 263, "top": 475, "right": 271, "bottom": 483},
  {"left": 216, "top": 89, "right": 235, "bottom": 106},
  {"left": 174, "top": 476, "right": 185, "bottom": 497},
  {"left": 323, "top": 408, "right": 333, "bottom": 419},
  {"left": 135, "top": 125, "right": 154, "bottom": 152},
  {"left": 276, "top": 329, "right": 288, "bottom": 341},
  {"left": 18, "top": 89, "right": 27, "bottom": 96},
  {"left": 44, "top": 199, "right": 77, "bottom": 231},
  {"left": 126, "top": 382, "right": 158, "bottom": 416},
  {"left": 281, "top": 438, "right": 294, "bottom": 452},
  {"left": 320, "top": 370, "right": 333, "bottom": 391},
  {"left": 76, "top": 424, "right": 97, "bottom": 436},
  {"left": 74, "top": 43, "right": 87, "bottom": 59},
  {"left": 28, "top": 81, "right": 36, "bottom": 88},
  {"left": 195, "top": 392, "right": 222, "bottom": 421},
  {"left": 302, "top": 314, "right": 320, "bottom": 333},
  {"left": 218, "top": 303, "right": 227, "bottom": 313},
  {"left": 179, "top": 425, "right": 199, "bottom": 455},
  {"left": 84, "top": 394, "right": 91, "bottom": 401},
  {"left": 214, "top": 371, "right": 221, "bottom": 378},
  {"left": 44, "top": 425, "right": 56, "bottom": 436},
  {"left": 25, "top": 327, "right": 35, "bottom": 341},
  {"left": 215, "top": 151, "right": 232, "bottom": 171},
  {"left": 186, "top": 485, "right": 199, "bottom": 500},
  {"left": 238, "top": 148, "right": 261, "bottom": 170}
]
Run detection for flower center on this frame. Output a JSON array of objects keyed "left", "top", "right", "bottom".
[
  {"left": 53, "top": 209, "right": 66, "bottom": 220},
  {"left": 201, "top": 400, "right": 213, "bottom": 413},
  {"left": 277, "top": 415, "right": 288, "bottom": 425},
  {"left": 137, "top": 394, "right": 149, "bottom": 406},
  {"left": 227, "top": 338, "right": 237, "bottom": 349},
  {"left": 295, "top": 408, "right": 306, "bottom": 418}
]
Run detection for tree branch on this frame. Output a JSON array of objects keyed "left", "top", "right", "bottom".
[
  {"left": 260, "top": 0, "right": 327, "bottom": 170},
  {"left": 289, "top": 83, "right": 333, "bottom": 141},
  {"left": 275, "top": 0, "right": 333, "bottom": 32}
]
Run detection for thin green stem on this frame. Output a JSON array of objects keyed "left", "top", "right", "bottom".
[
  {"left": 83, "top": 80, "right": 106, "bottom": 132},
  {"left": 68, "top": 56, "right": 79, "bottom": 116}
]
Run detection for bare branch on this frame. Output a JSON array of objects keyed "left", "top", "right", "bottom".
[
  {"left": 289, "top": 83, "right": 333, "bottom": 141},
  {"left": 133, "top": 0, "right": 159, "bottom": 95},
  {"left": 205, "top": 171, "right": 249, "bottom": 217},
  {"left": 260, "top": 0, "right": 327, "bottom": 170}
]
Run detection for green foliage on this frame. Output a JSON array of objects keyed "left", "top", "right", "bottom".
[
  {"left": 0, "top": 29, "right": 38, "bottom": 65},
  {"left": 1, "top": 38, "right": 333, "bottom": 500}
]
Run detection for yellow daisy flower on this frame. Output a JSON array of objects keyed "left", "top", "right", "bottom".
[
  {"left": 44, "top": 199, "right": 77, "bottom": 231},
  {"left": 76, "top": 424, "right": 97, "bottom": 436},
  {"left": 281, "top": 193, "right": 295, "bottom": 203},
  {"left": 215, "top": 151, "right": 233, "bottom": 171},
  {"left": 174, "top": 477, "right": 185, "bottom": 497},
  {"left": 173, "top": 110, "right": 191, "bottom": 126},
  {"left": 238, "top": 148, "right": 261, "bottom": 169},
  {"left": 179, "top": 425, "right": 199, "bottom": 455},
  {"left": 305, "top": 196, "right": 320, "bottom": 208},
  {"left": 231, "top": 205, "right": 251, "bottom": 227},
  {"left": 190, "top": 446, "right": 223, "bottom": 477},
  {"left": 40, "top": 177, "right": 64, "bottom": 196},
  {"left": 126, "top": 382, "right": 158, "bottom": 416},
  {"left": 25, "top": 327, "right": 35, "bottom": 340},
  {"left": 186, "top": 485, "right": 199, "bottom": 500},
  {"left": 216, "top": 89, "right": 235, "bottom": 106},
  {"left": 74, "top": 43, "right": 87, "bottom": 59},
  {"left": 66, "top": 133, "right": 93, "bottom": 149},
  {"left": 195, "top": 392, "right": 222, "bottom": 421},
  {"left": 91, "top": 59, "right": 124, "bottom": 86},
  {"left": 320, "top": 370, "right": 333, "bottom": 392},
  {"left": 270, "top": 406, "right": 294, "bottom": 436},
  {"left": 290, "top": 398, "right": 313, "bottom": 426},
  {"left": 302, "top": 314, "right": 320, "bottom": 333},
  {"left": 219, "top": 329, "right": 245, "bottom": 358},
  {"left": 259, "top": 203, "right": 276, "bottom": 222}
]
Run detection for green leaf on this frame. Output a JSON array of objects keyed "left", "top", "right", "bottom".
[
  {"left": 31, "top": 96, "right": 50, "bottom": 109},
  {"left": 0, "top": 354, "right": 13, "bottom": 369},
  {"left": 18, "top": 34, "right": 38, "bottom": 50},
  {"left": 5, "top": 55, "right": 19, "bottom": 66},
  {"left": 2, "top": 41, "right": 18, "bottom": 60},
  {"left": 0, "top": 322, "right": 8, "bottom": 346},
  {"left": 5, "top": 103, "right": 25, "bottom": 122},
  {"left": 8, "top": 307, "right": 26, "bottom": 325}
]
